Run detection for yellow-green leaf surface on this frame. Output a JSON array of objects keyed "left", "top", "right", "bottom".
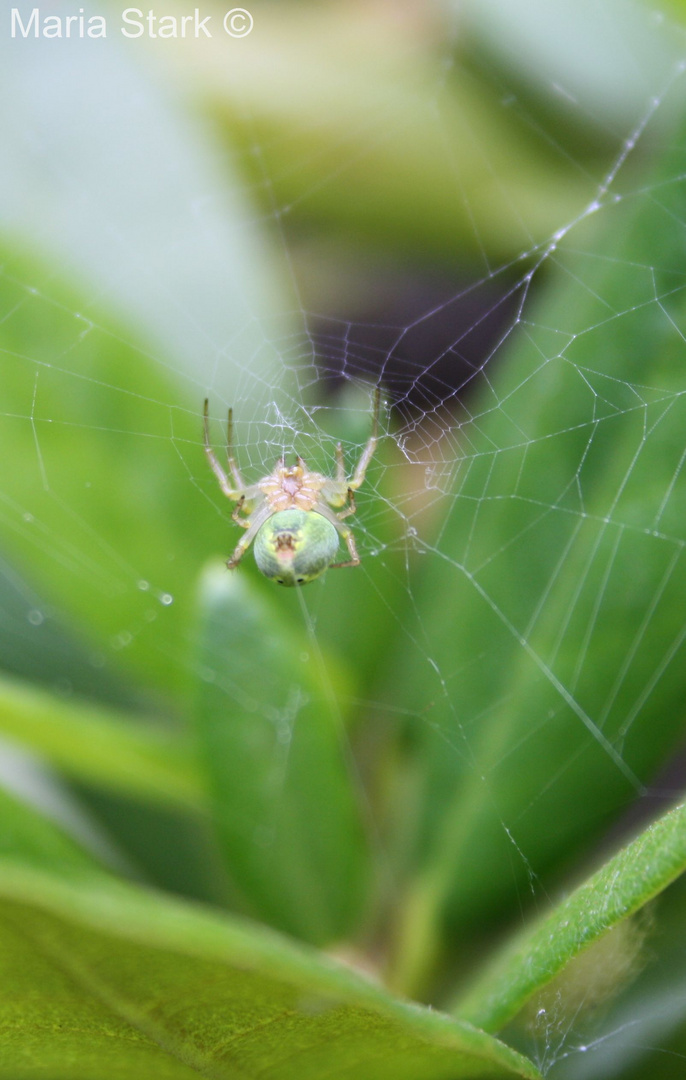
[
  {"left": 453, "top": 801, "right": 686, "bottom": 1033},
  {"left": 195, "top": 565, "right": 369, "bottom": 945},
  {"left": 0, "top": 861, "right": 541, "bottom": 1080}
]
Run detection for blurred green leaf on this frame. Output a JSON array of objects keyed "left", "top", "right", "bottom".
[
  {"left": 178, "top": 5, "right": 596, "bottom": 264},
  {"left": 0, "top": 672, "right": 202, "bottom": 811},
  {"left": 0, "top": 244, "right": 240, "bottom": 696},
  {"left": 0, "top": 787, "right": 102, "bottom": 875},
  {"left": 0, "top": 861, "right": 542, "bottom": 1080},
  {"left": 0, "top": 17, "right": 302, "bottom": 697},
  {"left": 456, "top": 0, "right": 677, "bottom": 132},
  {"left": 0, "top": 554, "right": 144, "bottom": 708},
  {"left": 452, "top": 800, "right": 686, "bottom": 1031},
  {"left": 195, "top": 563, "right": 370, "bottom": 945},
  {"left": 382, "top": 101, "right": 686, "bottom": 992},
  {"left": 0, "top": 24, "right": 293, "bottom": 399}
]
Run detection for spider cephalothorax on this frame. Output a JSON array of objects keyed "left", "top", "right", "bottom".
[{"left": 203, "top": 389, "right": 380, "bottom": 586}]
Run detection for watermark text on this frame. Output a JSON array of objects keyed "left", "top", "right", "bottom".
[{"left": 10, "top": 7, "right": 254, "bottom": 39}]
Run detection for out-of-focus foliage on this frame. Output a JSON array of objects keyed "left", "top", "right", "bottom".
[{"left": 0, "top": 2, "right": 686, "bottom": 1078}]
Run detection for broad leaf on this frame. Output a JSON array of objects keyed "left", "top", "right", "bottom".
[
  {"left": 0, "top": 861, "right": 542, "bottom": 1080},
  {"left": 195, "top": 564, "right": 370, "bottom": 945}
]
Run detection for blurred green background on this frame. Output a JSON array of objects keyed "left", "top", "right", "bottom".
[{"left": 2, "top": 1, "right": 686, "bottom": 1077}]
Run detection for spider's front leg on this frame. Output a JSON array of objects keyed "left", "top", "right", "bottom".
[
  {"left": 203, "top": 398, "right": 241, "bottom": 500},
  {"left": 204, "top": 399, "right": 263, "bottom": 508}
]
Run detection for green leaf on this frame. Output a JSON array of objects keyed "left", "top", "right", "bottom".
[
  {"left": 0, "top": 244, "right": 253, "bottom": 697},
  {"left": 456, "top": 0, "right": 678, "bottom": 131},
  {"left": 0, "top": 672, "right": 203, "bottom": 811},
  {"left": 0, "top": 787, "right": 102, "bottom": 875},
  {"left": 382, "top": 101, "right": 686, "bottom": 991},
  {"left": 194, "top": 564, "right": 370, "bottom": 945},
  {"left": 452, "top": 800, "right": 686, "bottom": 1032},
  {"left": 188, "top": 6, "right": 597, "bottom": 264},
  {"left": 531, "top": 872, "right": 686, "bottom": 1079},
  {"left": 0, "top": 23, "right": 299, "bottom": 697},
  {"left": 0, "top": 861, "right": 541, "bottom": 1080},
  {"left": 0, "top": 25, "right": 291, "bottom": 397},
  {"left": 0, "top": 554, "right": 143, "bottom": 709}
]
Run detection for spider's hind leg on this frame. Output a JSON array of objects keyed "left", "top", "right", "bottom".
[
  {"left": 314, "top": 499, "right": 361, "bottom": 569},
  {"left": 231, "top": 495, "right": 251, "bottom": 529},
  {"left": 330, "top": 527, "right": 360, "bottom": 569},
  {"left": 336, "top": 488, "right": 356, "bottom": 522},
  {"left": 226, "top": 501, "right": 272, "bottom": 569}
]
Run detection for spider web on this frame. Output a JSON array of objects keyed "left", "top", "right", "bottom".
[{"left": 2, "top": 1, "right": 686, "bottom": 1075}]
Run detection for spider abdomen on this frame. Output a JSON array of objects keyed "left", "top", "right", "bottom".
[
  {"left": 204, "top": 386, "right": 379, "bottom": 580},
  {"left": 253, "top": 508, "right": 339, "bottom": 586}
]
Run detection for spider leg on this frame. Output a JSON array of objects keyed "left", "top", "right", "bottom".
[
  {"left": 232, "top": 496, "right": 251, "bottom": 529},
  {"left": 204, "top": 398, "right": 241, "bottom": 500},
  {"left": 335, "top": 441, "right": 346, "bottom": 484},
  {"left": 336, "top": 488, "right": 356, "bottom": 521},
  {"left": 204, "top": 399, "right": 263, "bottom": 504},
  {"left": 348, "top": 385, "right": 380, "bottom": 492},
  {"left": 226, "top": 407, "right": 246, "bottom": 490},
  {"left": 330, "top": 529, "right": 360, "bottom": 569},
  {"left": 320, "top": 477, "right": 348, "bottom": 508},
  {"left": 314, "top": 499, "right": 361, "bottom": 569},
  {"left": 226, "top": 502, "right": 273, "bottom": 569}
]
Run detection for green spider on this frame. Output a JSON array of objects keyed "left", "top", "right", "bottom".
[{"left": 203, "top": 388, "right": 380, "bottom": 586}]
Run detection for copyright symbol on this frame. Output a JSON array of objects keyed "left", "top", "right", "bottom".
[{"left": 223, "top": 8, "right": 253, "bottom": 36}]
